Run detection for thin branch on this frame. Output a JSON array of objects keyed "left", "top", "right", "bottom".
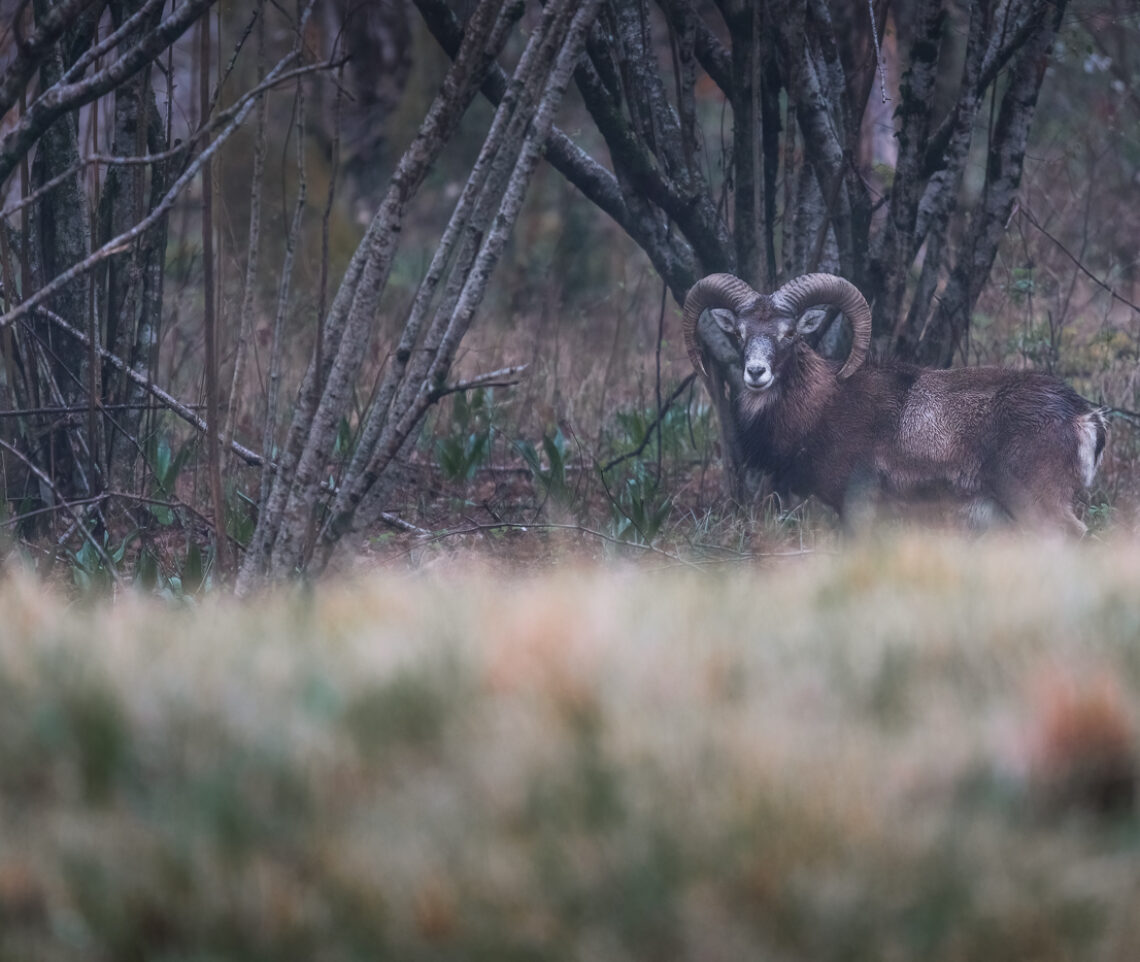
[
  {"left": 0, "top": 58, "right": 340, "bottom": 223},
  {"left": 0, "top": 0, "right": 98, "bottom": 122},
  {"left": 0, "top": 402, "right": 204, "bottom": 417},
  {"left": 17, "top": 296, "right": 265, "bottom": 465},
  {"left": 104, "top": 490, "right": 247, "bottom": 552},
  {"left": 0, "top": 495, "right": 105, "bottom": 529},
  {"left": 200, "top": 10, "right": 230, "bottom": 579},
  {"left": 602, "top": 373, "right": 696, "bottom": 472},
  {"left": 866, "top": 0, "right": 890, "bottom": 104},
  {"left": 1019, "top": 206, "right": 1140, "bottom": 315},
  {"left": 1104, "top": 406, "right": 1140, "bottom": 424},
  {"left": 0, "top": 54, "right": 330, "bottom": 332},
  {"left": 428, "top": 364, "right": 528, "bottom": 402},
  {"left": 225, "top": 0, "right": 269, "bottom": 463},
  {"left": 0, "top": 0, "right": 218, "bottom": 188},
  {"left": 261, "top": 61, "right": 309, "bottom": 506}
]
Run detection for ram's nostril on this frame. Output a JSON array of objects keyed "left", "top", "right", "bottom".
[{"left": 747, "top": 364, "right": 768, "bottom": 380}]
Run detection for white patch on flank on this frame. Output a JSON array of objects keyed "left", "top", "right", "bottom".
[{"left": 1076, "top": 412, "right": 1103, "bottom": 489}]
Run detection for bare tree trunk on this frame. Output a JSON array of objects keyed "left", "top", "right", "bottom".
[
  {"left": 199, "top": 11, "right": 229, "bottom": 579},
  {"left": 98, "top": 0, "right": 168, "bottom": 482},
  {"left": 236, "top": 0, "right": 524, "bottom": 591},
  {"left": 407, "top": 0, "right": 1068, "bottom": 505},
  {"left": 225, "top": 0, "right": 268, "bottom": 470},
  {"left": 912, "top": 0, "right": 1067, "bottom": 366},
  {"left": 321, "top": 0, "right": 605, "bottom": 560},
  {"left": 260, "top": 66, "right": 307, "bottom": 510},
  {"left": 27, "top": 0, "right": 95, "bottom": 499}
]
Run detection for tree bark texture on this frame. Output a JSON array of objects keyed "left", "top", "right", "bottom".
[
  {"left": 0, "top": 0, "right": 1074, "bottom": 577},
  {"left": 0, "top": 0, "right": 284, "bottom": 544},
  {"left": 97, "top": 0, "right": 170, "bottom": 481},
  {"left": 25, "top": 0, "right": 96, "bottom": 499},
  {"left": 417, "top": 0, "right": 1069, "bottom": 503},
  {"left": 236, "top": 0, "right": 528, "bottom": 591}
]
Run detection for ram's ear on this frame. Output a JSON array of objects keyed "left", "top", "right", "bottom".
[
  {"left": 709, "top": 308, "right": 739, "bottom": 336},
  {"left": 796, "top": 307, "right": 828, "bottom": 336}
]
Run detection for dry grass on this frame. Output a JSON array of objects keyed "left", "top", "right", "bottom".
[{"left": 2, "top": 534, "right": 1140, "bottom": 960}]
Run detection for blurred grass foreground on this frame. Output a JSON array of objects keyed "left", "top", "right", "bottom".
[{"left": 3, "top": 536, "right": 1140, "bottom": 961}]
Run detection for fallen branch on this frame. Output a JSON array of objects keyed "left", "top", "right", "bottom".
[
  {"left": 379, "top": 512, "right": 430, "bottom": 535},
  {"left": 418, "top": 520, "right": 698, "bottom": 568}
]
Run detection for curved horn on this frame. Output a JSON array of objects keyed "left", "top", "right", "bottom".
[
  {"left": 682, "top": 273, "right": 761, "bottom": 378},
  {"left": 770, "top": 273, "right": 872, "bottom": 379}
]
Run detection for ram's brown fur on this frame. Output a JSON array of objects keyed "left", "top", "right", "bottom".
[{"left": 685, "top": 273, "right": 1106, "bottom": 534}]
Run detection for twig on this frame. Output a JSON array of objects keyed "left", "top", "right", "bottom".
[
  {"left": 654, "top": 278, "right": 666, "bottom": 480},
  {"left": 0, "top": 495, "right": 105, "bottom": 528},
  {"left": 17, "top": 299, "right": 265, "bottom": 465},
  {"left": 317, "top": 58, "right": 345, "bottom": 377},
  {"left": 0, "top": 438, "right": 122, "bottom": 585},
  {"left": 602, "top": 373, "right": 696, "bottom": 472},
  {"left": 867, "top": 0, "right": 890, "bottom": 104},
  {"left": 200, "top": 9, "right": 230, "bottom": 580},
  {"left": 379, "top": 512, "right": 429, "bottom": 535},
  {"left": 1019, "top": 206, "right": 1140, "bottom": 315},
  {"left": 261, "top": 56, "right": 308, "bottom": 508},
  {"left": 225, "top": 0, "right": 269, "bottom": 464},
  {"left": 1104, "top": 405, "right": 1140, "bottom": 424},
  {"left": 0, "top": 56, "right": 341, "bottom": 333},
  {"left": 428, "top": 364, "right": 528, "bottom": 402},
  {"left": 0, "top": 402, "right": 204, "bottom": 417}
]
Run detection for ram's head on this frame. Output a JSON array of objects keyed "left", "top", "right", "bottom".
[{"left": 682, "top": 273, "right": 873, "bottom": 390}]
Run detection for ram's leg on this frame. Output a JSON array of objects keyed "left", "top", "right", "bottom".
[
  {"left": 961, "top": 496, "right": 1013, "bottom": 531},
  {"left": 840, "top": 466, "right": 885, "bottom": 535},
  {"left": 1000, "top": 487, "right": 1087, "bottom": 537}
]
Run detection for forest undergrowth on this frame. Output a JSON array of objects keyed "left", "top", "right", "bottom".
[
  {"left": 3, "top": 535, "right": 1140, "bottom": 960},
  {"left": 9, "top": 299, "right": 1139, "bottom": 596}
]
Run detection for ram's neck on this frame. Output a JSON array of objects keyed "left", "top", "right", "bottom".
[{"left": 739, "top": 347, "right": 837, "bottom": 457}]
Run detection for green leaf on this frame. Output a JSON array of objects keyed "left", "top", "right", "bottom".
[
  {"left": 111, "top": 530, "right": 139, "bottom": 565},
  {"left": 154, "top": 436, "right": 172, "bottom": 484},
  {"left": 183, "top": 543, "right": 204, "bottom": 595},
  {"left": 135, "top": 549, "right": 159, "bottom": 590}
]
